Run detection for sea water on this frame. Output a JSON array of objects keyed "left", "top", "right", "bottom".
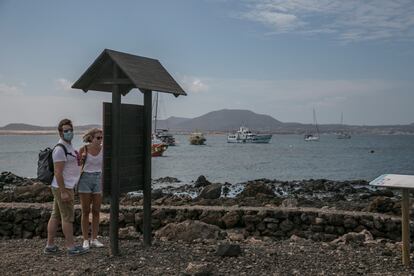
[{"left": 0, "top": 134, "right": 413, "bottom": 184}]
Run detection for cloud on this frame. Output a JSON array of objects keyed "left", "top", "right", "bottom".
[
  {"left": 175, "top": 76, "right": 412, "bottom": 124},
  {"left": 235, "top": 0, "right": 414, "bottom": 42},
  {"left": 0, "top": 83, "right": 23, "bottom": 96},
  {"left": 179, "top": 75, "right": 209, "bottom": 93},
  {"left": 243, "top": 10, "right": 302, "bottom": 32},
  {"left": 55, "top": 78, "right": 73, "bottom": 91}
]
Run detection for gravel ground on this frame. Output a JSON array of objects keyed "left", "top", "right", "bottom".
[{"left": 0, "top": 236, "right": 413, "bottom": 275}]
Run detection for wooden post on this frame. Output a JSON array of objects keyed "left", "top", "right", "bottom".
[
  {"left": 143, "top": 89, "right": 152, "bottom": 246},
  {"left": 110, "top": 64, "right": 121, "bottom": 256},
  {"left": 402, "top": 188, "right": 410, "bottom": 266}
]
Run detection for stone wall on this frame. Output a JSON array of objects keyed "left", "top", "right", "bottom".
[{"left": 0, "top": 203, "right": 409, "bottom": 241}]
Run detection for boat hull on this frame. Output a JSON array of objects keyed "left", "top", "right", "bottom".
[
  {"left": 304, "top": 135, "right": 320, "bottom": 141},
  {"left": 227, "top": 134, "right": 272, "bottom": 143},
  {"left": 337, "top": 133, "right": 351, "bottom": 139},
  {"left": 152, "top": 143, "right": 168, "bottom": 157},
  {"left": 190, "top": 139, "right": 206, "bottom": 145}
]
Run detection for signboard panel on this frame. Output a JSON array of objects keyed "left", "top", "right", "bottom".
[
  {"left": 370, "top": 174, "right": 414, "bottom": 189},
  {"left": 103, "top": 102, "right": 144, "bottom": 195}
]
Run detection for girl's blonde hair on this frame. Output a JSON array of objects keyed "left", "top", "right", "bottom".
[{"left": 82, "top": 128, "right": 103, "bottom": 143}]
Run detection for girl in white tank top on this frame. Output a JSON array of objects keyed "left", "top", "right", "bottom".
[
  {"left": 78, "top": 128, "right": 105, "bottom": 249},
  {"left": 83, "top": 149, "right": 103, "bottom": 173}
]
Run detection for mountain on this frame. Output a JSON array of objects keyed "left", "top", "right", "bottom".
[
  {"left": 1, "top": 123, "right": 52, "bottom": 131},
  {"left": 172, "top": 109, "right": 282, "bottom": 132},
  {"left": 2, "top": 111, "right": 414, "bottom": 134},
  {"left": 154, "top": 116, "right": 190, "bottom": 130}
]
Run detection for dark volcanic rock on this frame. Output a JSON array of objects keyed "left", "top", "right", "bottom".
[
  {"left": 194, "top": 175, "right": 212, "bottom": 188},
  {"left": 216, "top": 243, "right": 242, "bottom": 257},
  {"left": 0, "top": 172, "right": 33, "bottom": 191},
  {"left": 155, "top": 220, "right": 226, "bottom": 242},
  {"left": 365, "top": 197, "right": 400, "bottom": 215},
  {"left": 238, "top": 181, "right": 274, "bottom": 198},
  {"left": 198, "top": 183, "right": 222, "bottom": 199},
  {"left": 151, "top": 189, "right": 165, "bottom": 200},
  {"left": 154, "top": 176, "right": 181, "bottom": 183}
]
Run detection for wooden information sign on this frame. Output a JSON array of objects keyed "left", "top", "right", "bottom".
[
  {"left": 370, "top": 174, "right": 414, "bottom": 267},
  {"left": 72, "top": 49, "right": 186, "bottom": 255},
  {"left": 103, "top": 102, "right": 144, "bottom": 195}
]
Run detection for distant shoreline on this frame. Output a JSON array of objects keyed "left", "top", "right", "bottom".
[
  {"left": 1, "top": 130, "right": 414, "bottom": 136},
  {"left": 0, "top": 130, "right": 84, "bottom": 135}
]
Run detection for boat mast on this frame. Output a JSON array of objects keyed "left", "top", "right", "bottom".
[{"left": 313, "top": 108, "right": 320, "bottom": 136}]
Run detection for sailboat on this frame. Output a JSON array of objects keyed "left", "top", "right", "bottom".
[
  {"left": 153, "top": 92, "right": 176, "bottom": 146},
  {"left": 304, "top": 108, "right": 320, "bottom": 141},
  {"left": 337, "top": 112, "right": 351, "bottom": 139},
  {"left": 152, "top": 92, "right": 168, "bottom": 157}
]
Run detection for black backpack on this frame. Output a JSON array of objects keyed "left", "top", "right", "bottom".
[{"left": 37, "top": 143, "right": 68, "bottom": 184}]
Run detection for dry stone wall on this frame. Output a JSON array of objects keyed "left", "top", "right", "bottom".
[{"left": 0, "top": 203, "right": 409, "bottom": 241}]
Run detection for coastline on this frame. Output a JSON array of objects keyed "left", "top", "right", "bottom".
[{"left": 0, "top": 130, "right": 88, "bottom": 135}]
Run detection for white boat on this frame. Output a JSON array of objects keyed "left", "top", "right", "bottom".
[
  {"left": 155, "top": 128, "right": 176, "bottom": 146},
  {"left": 227, "top": 126, "right": 272, "bottom": 143},
  {"left": 304, "top": 134, "right": 320, "bottom": 141},
  {"left": 336, "top": 112, "right": 351, "bottom": 139},
  {"left": 304, "top": 109, "right": 320, "bottom": 141}
]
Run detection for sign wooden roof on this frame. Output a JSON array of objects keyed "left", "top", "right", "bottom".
[{"left": 72, "top": 49, "right": 186, "bottom": 97}]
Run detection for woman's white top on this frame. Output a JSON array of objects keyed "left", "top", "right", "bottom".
[{"left": 83, "top": 148, "right": 103, "bottom": 173}]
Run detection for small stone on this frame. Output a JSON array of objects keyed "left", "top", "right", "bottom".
[
  {"left": 216, "top": 243, "right": 242, "bottom": 257},
  {"left": 185, "top": 262, "right": 213, "bottom": 275}
]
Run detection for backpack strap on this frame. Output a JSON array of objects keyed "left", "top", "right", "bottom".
[
  {"left": 81, "top": 145, "right": 88, "bottom": 171},
  {"left": 54, "top": 143, "right": 76, "bottom": 158},
  {"left": 55, "top": 143, "right": 68, "bottom": 156}
]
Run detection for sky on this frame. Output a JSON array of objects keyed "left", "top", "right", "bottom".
[{"left": 0, "top": 0, "right": 413, "bottom": 126}]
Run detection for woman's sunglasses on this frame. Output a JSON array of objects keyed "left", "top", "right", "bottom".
[{"left": 95, "top": 136, "right": 103, "bottom": 140}]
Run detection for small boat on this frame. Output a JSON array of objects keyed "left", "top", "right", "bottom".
[
  {"left": 227, "top": 126, "right": 272, "bottom": 143},
  {"left": 152, "top": 92, "right": 176, "bottom": 149},
  {"left": 155, "top": 129, "right": 176, "bottom": 146},
  {"left": 337, "top": 132, "right": 351, "bottom": 139},
  {"left": 304, "top": 108, "right": 320, "bottom": 141},
  {"left": 189, "top": 132, "right": 206, "bottom": 145},
  {"left": 304, "top": 134, "right": 320, "bottom": 141},
  {"left": 152, "top": 137, "right": 168, "bottom": 157},
  {"left": 336, "top": 113, "right": 351, "bottom": 139}
]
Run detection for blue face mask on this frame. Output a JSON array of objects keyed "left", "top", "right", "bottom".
[{"left": 63, "top": 131, "right": 74, "bottom": 142}]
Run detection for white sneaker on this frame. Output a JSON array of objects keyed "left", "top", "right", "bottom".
[
  {"left": 90, "top": 239, "right": 104, "bottom": 248},
  {"left": 82, "top": 240, "right": 90, "bottom": 250}
]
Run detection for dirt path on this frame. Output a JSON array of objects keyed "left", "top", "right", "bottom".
[{"left": 1, "top": 236, "right": 413, "bottom": 275}]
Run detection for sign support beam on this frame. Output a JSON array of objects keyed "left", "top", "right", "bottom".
[
  {"left": 110, "top": 63, "right": 121, "bottom": 256},
  {"left": 143, "top": 89, "right": 152, "bottom": 246}
]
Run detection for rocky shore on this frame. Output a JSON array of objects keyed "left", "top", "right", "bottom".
[
  {"left": 1, "top": 172, "right": 402, "bottom": 216},
  {"left": 1, "top": 171, "right": 413, "bottom": 274}
]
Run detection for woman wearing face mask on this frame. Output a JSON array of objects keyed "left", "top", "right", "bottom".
[{"left": 78, "top": 128, "right": 104, "bottom": 249}]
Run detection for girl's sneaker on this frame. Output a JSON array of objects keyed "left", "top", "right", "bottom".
[
  {"left": 90, "top": 239, "right": 104, "bottom": 247},
  {"left": 82, "top": 240, "right": 90, "bottom": 250}
]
